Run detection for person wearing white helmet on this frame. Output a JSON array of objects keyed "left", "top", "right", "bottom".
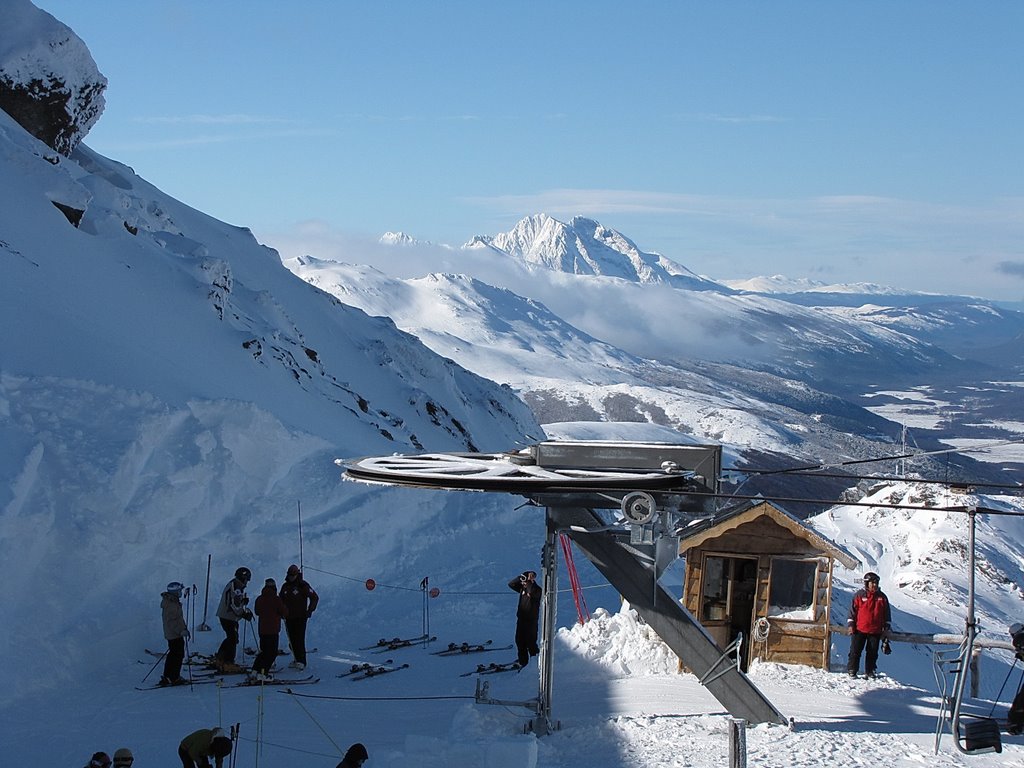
[
  {"left": 160, "top": 581, "right": 190, "bottom": 686},
  {"left": 846, "top": 572, "right": 892, "bottom": 679}
]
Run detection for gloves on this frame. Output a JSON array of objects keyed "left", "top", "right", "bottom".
[
  {"left": 242, "top": 609, "right": 253, "bottom": 621},
  {"left": 882, "top": 638, "right": 892, "bottom": 655},
  {"left": 184, "top": 629, "right": 191, "bottom": 640},
  {"left": 242, "top": 596, "right": 250, "bottom": 605},
  {"left": 883, "top": 623, "right": 891, "bottom": 632},
  {"left": 307, "top": 610, "right": 315, "bottom": 619}
]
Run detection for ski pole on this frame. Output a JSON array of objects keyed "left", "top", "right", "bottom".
[
  {"left": 198, "top": 554, "right": 212, "bottom": 631},
  {"left": 141, "top": 648, "right": 166, "bottom": 683},
  {"left": 185, "top": 633, "right": 194, "bottom": 689},
  {"left": 297, "top": 499, "right": 304, "bottom": 572}
]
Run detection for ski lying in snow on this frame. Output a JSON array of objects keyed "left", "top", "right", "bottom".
[
  {"left": 228, "top": 675, "right": 319, "bottom": 688},
  {"left": 350, "top": 663, "right": 409, "bottom": 680},
  {"left": 460, "top": 661, "right": 522, "bottom": 677},
  {"left": 137, "top": 661, "right": 220, "bottom": 678},
  {"left": 337, "top": 661, "right": 393, "bottom": 678},
  {"left": 433, "top": 641, "right": 513, "bottom": 656},
  {"left": 135, "top": 677, "right": 225, "bottom": 691},
  {"left": 360, "top": 634, "right": 434, "bottom": 651},
  {"left": 245, "top": 646, "right": 288, "bottom": 656},
  {"left": 244, "top": 645, "right": 318, "bottom": 656}
]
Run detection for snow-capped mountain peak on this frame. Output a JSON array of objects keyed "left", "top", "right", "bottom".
[{"left": 467, "top": 213, "right": 731, "bottom": 292}]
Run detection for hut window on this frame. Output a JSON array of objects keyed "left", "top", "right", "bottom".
[{"left": 768, "top": 558, "right": 818, "bottom": 620}]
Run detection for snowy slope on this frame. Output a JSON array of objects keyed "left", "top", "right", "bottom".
[{"left": 3, "top": 4, "right": 1024, "bottom": 766}]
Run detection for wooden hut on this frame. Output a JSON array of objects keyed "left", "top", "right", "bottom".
[{"left": 679, "top": 500, "right": 858, "bottom": 670}]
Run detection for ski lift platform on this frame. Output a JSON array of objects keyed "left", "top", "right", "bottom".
[{"left": 339, "top": 440, "right": 787, "bottom": 733}]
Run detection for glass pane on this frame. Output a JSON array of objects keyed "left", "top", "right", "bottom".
[
  {"left": 768, "top": 559, "right": 817, "bottom": 620},
  {"left": 701, "top": 556, "right": 727, "bottom": 621}
]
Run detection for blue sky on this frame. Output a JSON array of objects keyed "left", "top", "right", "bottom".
[{"left": 36, "top": 0, "right": 1024, "bottom": 302}]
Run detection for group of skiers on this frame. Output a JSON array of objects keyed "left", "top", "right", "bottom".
[{"left": 159, "top": 563, "right": 319, "bottom": 686}]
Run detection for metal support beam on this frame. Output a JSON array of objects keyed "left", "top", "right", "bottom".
[
  {"left": 535, "top": 513, "right": 559, "bottom": 734},
  {"left": 551, "top": 505, "right": 787, "bottom": 725}
]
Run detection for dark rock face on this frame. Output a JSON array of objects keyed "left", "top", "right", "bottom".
[
  {"left": 0, "top": 2, "right": 107, "bottom": 156},
  {"left": 0, "top": 70, "right": 105, "bottom": 155}
]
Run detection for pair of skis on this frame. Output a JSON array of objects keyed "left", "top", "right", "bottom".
[
  {"left": 432, "top": 640, "right": 513, "bottom": 656},
  {"left": 460, "top": 661, "right": 522, "bottom": 677},
  {"left": 361, "top": 634, "right": 437, "bottom": 653},
  {"left": 136, "top": 674, "right": 319, "bottom": 691},
  {"left": 338, "top": 661, "right": 410, "bottom": 681}
]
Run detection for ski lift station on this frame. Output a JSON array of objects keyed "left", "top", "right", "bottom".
[{"left": 340, "top": 439, "right": 793, "bottom": 735}]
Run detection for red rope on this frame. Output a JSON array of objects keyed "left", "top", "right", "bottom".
[{"left": 559, "top": 533, "right": 590, "bottom": 625}]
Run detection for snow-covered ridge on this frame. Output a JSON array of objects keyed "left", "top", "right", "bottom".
[
  {"left": 723, "top": 274, "right": 928, "bottom": 296},
  {"left": 465, "top": 213, "right": 730, "bottom": 292}
]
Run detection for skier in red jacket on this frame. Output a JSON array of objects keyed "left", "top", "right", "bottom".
[
  {"left": 251, "top": 578, "right": 288, "bottom": 681},
  {"left": 847, "top": 571, "right": 892, "bottom": 678}
]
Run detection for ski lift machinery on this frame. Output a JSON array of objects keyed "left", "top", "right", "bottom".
[
  {"left": 340, "top": 440, "right": 787, "bottom": 735},
  {"left": 933, "top": 500, "right": 1003, "bottom": 755}
]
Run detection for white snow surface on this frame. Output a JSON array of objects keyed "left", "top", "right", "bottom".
[{"left": 2, "top": 7, "right": 1024, "bottom": 767}]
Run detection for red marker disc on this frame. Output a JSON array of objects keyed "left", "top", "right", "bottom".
[
  {"left": 429, "top": 587, "right": 440, "bottom": 598},
  {"left": 365, "top": 578, "right": 376, "bottom": 591}
]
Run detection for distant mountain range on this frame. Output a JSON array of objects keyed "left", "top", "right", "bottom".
[{"left": 283, "top": 213, "right": 1024, "bottom": 502}]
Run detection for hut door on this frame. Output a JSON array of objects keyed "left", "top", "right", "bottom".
[{"left": 700, "top": 554, "right": 758, "bottom": 669}]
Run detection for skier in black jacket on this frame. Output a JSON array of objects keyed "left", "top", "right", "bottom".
[{"left": 508, "top": 570, "right": 542, "bottom": 667}]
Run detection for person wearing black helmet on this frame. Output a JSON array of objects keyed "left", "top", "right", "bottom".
[
  {"left": 83, "top": 751, "right": 111, "bottom": 768},
  {"left": 214, "top": 566, "right": 253, "bottom": 669},
  {"left": 336, "top": 742, "right": 368, "bottom": 767},
  {"left": 160, "top": 580, "right": 190, "bottom": 686},
  {"left": 178, "top": 726, "right": 232, "bottom": 768},
  {"left": 846, "top": 571, "right": 891, "bottom": 678}
]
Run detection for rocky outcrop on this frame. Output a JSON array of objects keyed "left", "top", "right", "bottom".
[{"left": 0, "top": 0, "right": 106, "bottom": 155}]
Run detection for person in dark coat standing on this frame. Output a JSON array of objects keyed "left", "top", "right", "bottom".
[
  {"left": 252, "top": 577, "right": 289, "bottom": 680},
  {"left": 160, "top": 581, "right": 190, "bottom": 686},
  {"left": 847, "top": 571, "right": 892, "bottom": 678},
  {"left": 335, "top": 742, "right": 368, "bottom": 767},
  {"left": 508, "top": 570, "right": 542, "bottom": 667},
  {"left": 280, "top": 563, "right": 319, "bottom": 670}
]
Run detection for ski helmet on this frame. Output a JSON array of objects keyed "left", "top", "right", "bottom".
[
  {"left": 113, "top": 748, "right": 134, "bottom": 766},
  {"left": 89, "top": 753, "right": 112, "bottom": 768},
  {"left": 165, "top": 581, "right": 185, "bottom": 595},
  {"left": 863, "top": 572, "right": 880, "bottom": 584},
  {"left": 287, "top": 563, "right": 300, "bottom": 576},
  {"left": 211, "top": 728, "right": 232, "bottom": 757},
  {"left": 235, "top": 566, "right": 252, "bottom": 582},
  {"left": 344, "top": 742, "right": 369, "bottom": 762}
]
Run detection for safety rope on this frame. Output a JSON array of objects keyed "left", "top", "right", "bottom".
[{"left": 288, "top": 690, "right": 345, "bottom": 757}]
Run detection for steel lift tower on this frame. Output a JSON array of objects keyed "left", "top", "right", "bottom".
[{"left": 341, "top": 440, "right": 787, "bottom": 734}]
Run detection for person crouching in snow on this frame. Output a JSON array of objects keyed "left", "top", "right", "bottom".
[
  {"left": 847, "top": 571, "right": 891, "bottom": 678},
  {"left": 178, "top": 727, "right": 232, "bottom": 768},
  {"left": 160, "top": 581, "right": 190, "bottom": 686},
  {"left": 251, "top": 577, "right": 288, "bottom": 681}
]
